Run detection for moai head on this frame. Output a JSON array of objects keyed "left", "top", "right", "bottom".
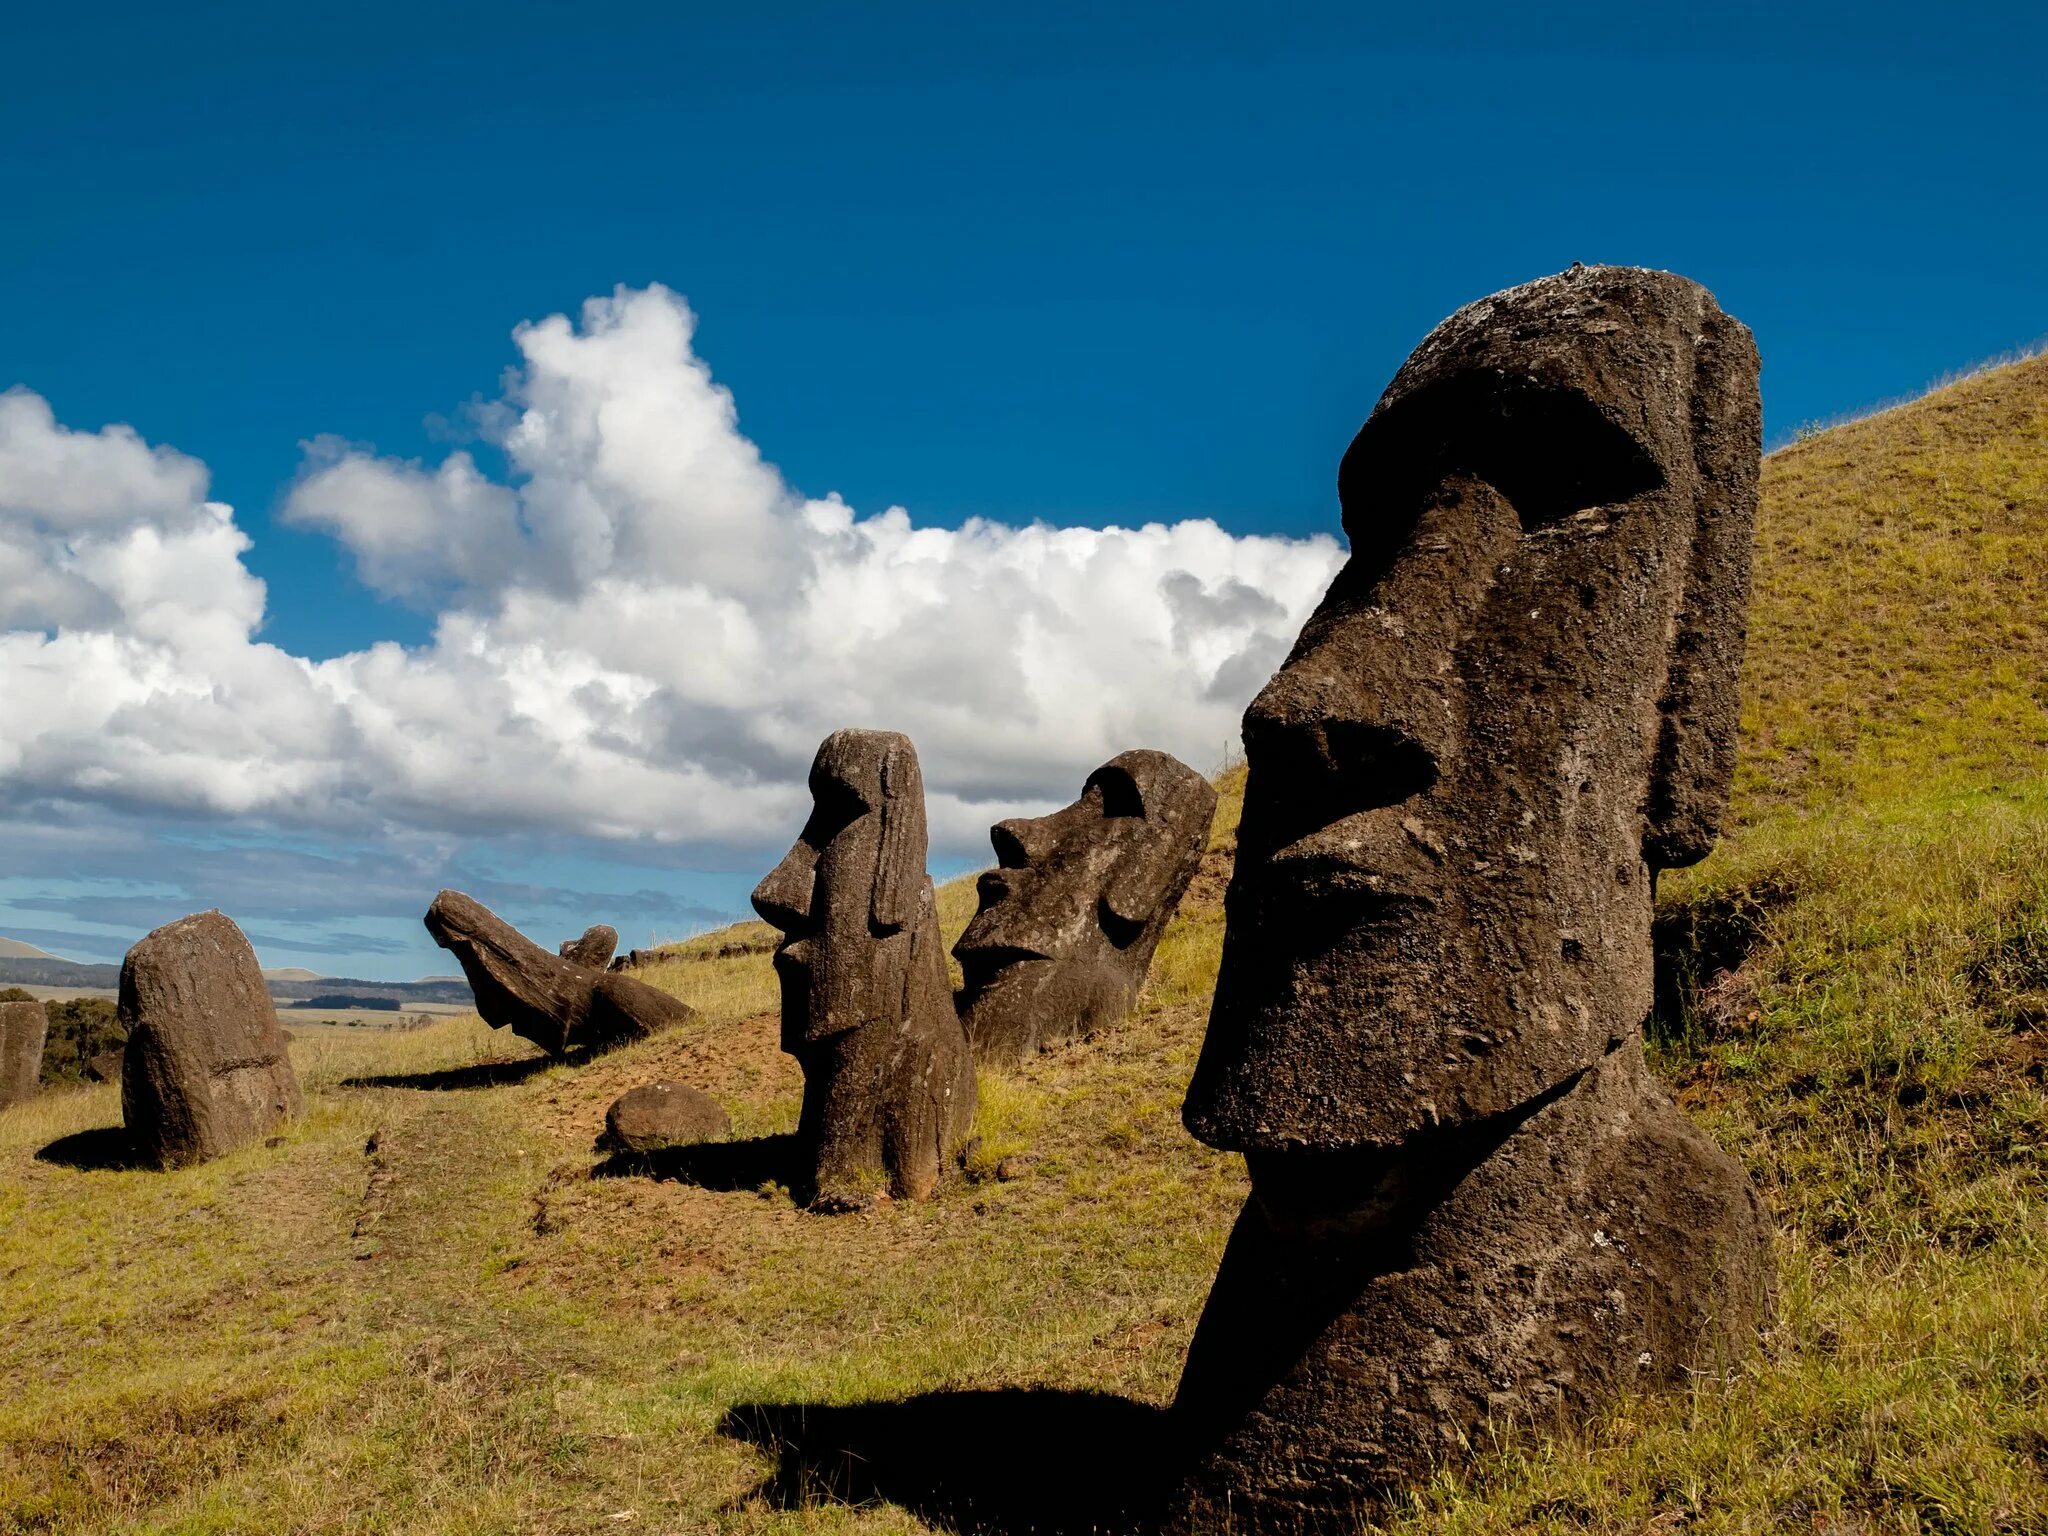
[
  {"left": 559, "top": 925, "right": 618, "bottom": 971},
  {"left": 1184, "top": 265, "right": 1761, "bottom": 1151},
  {"left": 954, "top": 749, "right": 1217, "bottom": 1063},
  {"left": 753, "top": 729, "right": 932, "bottom": 1050}
]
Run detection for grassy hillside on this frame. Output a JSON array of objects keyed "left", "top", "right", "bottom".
[{"left": 2, "top": 358, "right": 2045, "bottom": 1534}]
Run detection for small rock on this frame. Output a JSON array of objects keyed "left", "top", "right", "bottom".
[
  {"left": 600, "top": 1081, "right": 730, "bottom": 1154},
  {"left": 85, "top": 1049, "right": 124, "bottom": 1084},
  {"left": 994, "top": 1155, "right": 1035, "bottom": 1182}
]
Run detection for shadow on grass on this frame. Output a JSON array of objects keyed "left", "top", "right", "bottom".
[
  {"left": 594, "top": 1133, "right": 800, "bottom": 1192},
  {"left": 341, "top": 1056, "right": 556, "bottom": 1091},
  {"left": 36, "top": 1125, "right": 150, "bottom": 1171},
  {"left": 719, "top": 1388, "right": 1171, "bottom": 1535}
]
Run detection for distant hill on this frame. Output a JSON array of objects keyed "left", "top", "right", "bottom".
[
  {"left": 0, "top": 952, "right": 471, "bottom": 1006},
  {"left": 262, "top": 966, "right": 325, "bottom": 982},
  {"left": 0, "top": 956, "right": 120, "bottom": 988},
  {"left": 0, "top": 938, "right": 56, "bottom": 960}
]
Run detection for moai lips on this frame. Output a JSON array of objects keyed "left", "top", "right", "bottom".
[
  {"left": 955, "top": 749, "right": 1215, "bottom": 1065},
  {"left": 1170, "top": 266, "right": 1772, "bottom": 1524},
  {"left": 753, "top": 730, "right": 975, "bottom": 1206}
]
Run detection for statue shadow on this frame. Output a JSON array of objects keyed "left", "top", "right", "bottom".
[
  {"left": 719, "top": 1388, "right": 1172, "bottom": 1534},
  {"left": 593, "top": 1133, "right": 801, "bottom": 1192},
  {"left": 36, "top": 1125, "right": 150, "bottom": 1171},
  {"left": 341, "top": 1056, "right": 557, "bottom": 1091}
]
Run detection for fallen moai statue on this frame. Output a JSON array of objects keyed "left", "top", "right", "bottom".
[
  {"left": 1169, "top": 265, "right": 1772, "bottom": 1525},
  {"left": 424, "top": 891, "right": 693, "bottom": 1057},
  {"left": 0, "top": 1000, "right": 45, "bottom": 1109},
  {"left": 120, "top": 910, "right": 303, "bottom": 1168},
  {"left": 955, "top": 749, "right": 1215, "bottom": 1065},
  {"left": 558, "top": 924, "right": 619, "bottom": 970},
  {"left": 753, "top": 729, "right": 975, "bottom": 1206}
]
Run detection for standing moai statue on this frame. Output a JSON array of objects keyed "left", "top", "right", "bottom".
[
  {"left": 1169, "top": 266, "right": 1772, "bottom": 1524},
  {"left": 954, "top": 749, "right": 1216, "bottom": 1065},
  {"left": 0, "top": 1000, "right": 46, "bottom": 1109},
  {"left": 753, "top": 730, "right": 976, "bottom": 1206},
  {"left": 425, "top": 893, "right": 691, "bottom": 1057},
  {"left": 120, "top": 910, "right": 303, "bottom": 1168},
  {"left": 559, "top": 925, "right": 619, "bottom": 970}
]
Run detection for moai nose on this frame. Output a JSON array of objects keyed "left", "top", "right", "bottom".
[
  {"left": 752, "top": 844, "right": 818, "bottom": 933},
  {"left": 1239, "top": 659, "right": 1439, "bottom": 858},
  {"left": 991, "top": 816, "right": 1056, "bottom": 869}
]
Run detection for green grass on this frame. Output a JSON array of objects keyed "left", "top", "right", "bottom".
[{"left": 3, "top": 357, "right": 2047, "bottom": 1532}]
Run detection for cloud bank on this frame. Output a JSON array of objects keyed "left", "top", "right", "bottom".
[{"left": 0, "top": 285, "right": 1342, "bottom": 858}]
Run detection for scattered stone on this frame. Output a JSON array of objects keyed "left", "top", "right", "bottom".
[
  {"left": 559, "top": 924, "right": 619, "bottom": 970},
  {"left": 1170, "top": 266, "right": 1771, "bottom": 1523},
  {"left": 119, "top": 910, "right": 303, "bottom": 1168},
  {"left": 424, "top": 891, "right": 693, "bottom": 1057},
  {"left": 601, "top": 1081, "right": 731, "bottom": 1153},
  {"left": 955, "top": 750, "right": 1216, "bottom": 1065},
  {"left": 86, "top": 1049, "right": 123, "bottom": 1084},
  {"left": 993, "top": 1155, "right": 1035, "bottom": 1182},
  {"left": 0, "top": 1000, "right": 46, "bottom": 1109},
  {"left": 753, "top": 730, "right": 976, "bottom": 1206}
]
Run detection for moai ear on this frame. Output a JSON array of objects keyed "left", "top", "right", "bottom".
[
  {"left": 871, "top": 736, "right": 927, "bottom": 932},
  {"left": 1645, "top": 307, "right": 1762, "bottom": 871}
]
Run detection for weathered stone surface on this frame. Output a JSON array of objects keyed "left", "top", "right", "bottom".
[
  {"left": 559, "top": 925, "right": 619, "bottom": 970},
  {"left": 86, "top": 1049, "right": 124, "bottom": 1084},
  {"left": 1172, "top": 1042, "right": 1770, "bottom": 1524},
  {"left": 753, "top": 730, "right": 975, "bottom": 1205},
  {"left": 0, "top": 1000, "right": 46, "bottom": 1109},
  {"left": 601, "top": 1080, "right": 731, "bottom": 1153},
  {"left": 424, "top": 891, "right": 693, "bottom": 1057},
  {"left": 119, "top": 911, "right": 302, "bottom": 1168},
  {"left": 1170, "top": 266, "right": 1769, "bottom": 1517},
  {"left": 955, "top": 750, "right": 1216, "bottom": 1065}
]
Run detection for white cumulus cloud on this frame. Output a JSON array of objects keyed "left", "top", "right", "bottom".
[{"left": 0, "top": 286, "right": 1343, "bottom": 855}]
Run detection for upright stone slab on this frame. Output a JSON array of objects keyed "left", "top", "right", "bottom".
[
  {"left": 753, "top": 729, "right": 975, "bottom": 1206},
  {"left": 120, "top": 911, "right": 302, "bottom": 1168},
  {"left": 426, "top": 893, "right": 691, "bottom": 1057},
  {"left": 0, "top": 1000, "right": 46, "bottom": 1109},
  {"left": 1170, "top": 266, "right": 1771, "bottom": 1524},
  {"left": 955, "top": 749, "right": 1215, "bottom": 1065},
  {"left": 559, "top": 924, "right": 619, "bottom": 970}
]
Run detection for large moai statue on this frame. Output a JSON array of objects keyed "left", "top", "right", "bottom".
[
  {"left": 1170, "top": 266, "right": 1772, "bottom": 1524},
  {"left": 120, "top": 910, "right": 303, "bottom": 1168},
  {"left": 0, "top": 1000, "right": 46, "bottom": 1109},
  {"left": 753, "top": 730, "right": 976, "bottom": 1206},
  {"left": 425, "top": 893, "right": 692, "bottom": 1057},
  {"left": 954, "top": 749, "right": 1216, "bottom": 1065}
]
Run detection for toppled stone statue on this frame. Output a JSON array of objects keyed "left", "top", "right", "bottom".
[
  {"left": 1170, "top": 266, "right": 1771, "bottom": 1523},
  {"left": 0, "top": 1000, "right": 45, "bottom": 1109},
  {"left": 601, "top": 1080, "right": 731, "bottom": 1154},
  {"left": 559, "top": 924, "right": 619, "bottom": 970},
  {"left": 954, "top": 750, "right": 1216, "bottom": 1065},
  {"left": 120, "top": 910, "right": 303, "bottom": 1168},
  {"left": 425, "top": 892, "right": 693, "bottom": 1057},
  {"left": 753, "top": 730, "right": 975, "bottom": 1206}
]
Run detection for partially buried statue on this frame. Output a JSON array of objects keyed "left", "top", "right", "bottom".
[
  {"left": 954, "top": 749, "right": 1215, "bottom": 1065},
  {"left": 753, "top": 729, "right": 975, "bottom": 1207},
  {"left": 425, "top": 892, "right": 692, "bottom": 1057},
  {"left": 1169, "top": 265, "right": 1772, "bottom": 1524}
]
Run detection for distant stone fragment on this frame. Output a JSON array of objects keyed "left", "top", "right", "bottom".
[
  {"left": 120, "top": 910, "right": 302, "bottom": 1168},
  {"left": 424, "top": 892, "right": 692, "bottom": 1057},
  {"left": 601, "top": 1080, "right": 731, "bottom": 1153},
  {"left": 0, "top": 1000, "right": 46, "bottom": 1109},
  {"left": 753, "top": 730, "right": 975, "bottom": 1205},
  {"left": 86, "top": 1049, "right": 124, "bottom": 1084},
  {"left": 956, "top": 749, "right": 1215, "bottom": 1065},
  {"left": 558, "top": 924, "right": 619, "bottom": 970},
  {"left": 1170, "top": 265, "right": 1771, "bottom": 1523}
]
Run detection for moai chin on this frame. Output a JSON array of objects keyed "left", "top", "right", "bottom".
[
  {"left": 954, "top": 749, "right": 1216, "bottom": 1066},
  {"left": 753, "top": 729, "right": 976, "bottom": 1206},
  {"left": 1170, "top": 266, "right": 1773, "bottom": 1523}
]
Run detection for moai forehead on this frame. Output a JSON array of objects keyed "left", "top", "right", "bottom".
[
  {"left": 1184, "top": 266, "right": 1761, "bottom": 1151},
  {"left": 955, "top": 749, "right": 1216, "bottom": 1061}
]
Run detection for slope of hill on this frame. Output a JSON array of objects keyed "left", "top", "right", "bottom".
[
  {"left": 0, "top": 938, "right": 56, "bottom": 960},
  {"left": 0, "top": 358, "right": 2044, "bottom": 1534}
]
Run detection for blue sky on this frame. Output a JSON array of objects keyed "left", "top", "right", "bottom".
[{"left": 3, "top": 2, "right": 2045, "bottom": 977}]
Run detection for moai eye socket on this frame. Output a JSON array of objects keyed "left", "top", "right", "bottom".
[
  {"left": 1089, "top": 766, "right": 1146, "bottom": 819},
  {"left": 802, "top": 773, "right": 869, "bottom": 850},
  {"left": 1341, "top": 378, "right": 1665, "bottom": 562}
]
